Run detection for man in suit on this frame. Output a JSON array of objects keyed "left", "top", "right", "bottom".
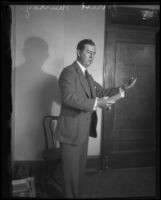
[{"left": 55, "top": 39, "right": 136, "bottom": 198}]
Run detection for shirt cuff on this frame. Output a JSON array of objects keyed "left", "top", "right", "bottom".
[
  {"left": 119, "top": 87, "right": 125, "bottom": 97},
  {"left": 94, "top": 98, "right": 99, "bottom": 110}
]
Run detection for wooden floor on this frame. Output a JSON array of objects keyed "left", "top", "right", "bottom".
[
  {"left": 35, "top": 166, "right": 158, "bottom": 198},
  {"left": 82, "top": 167, "right": 157, "bottom": 198}
]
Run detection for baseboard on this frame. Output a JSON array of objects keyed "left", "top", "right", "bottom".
[
  {"left": 86, "top": 155, "right": 101, "bottom": 172},
  {"left": 12, "top": 156, "right": 101, "bottom": 179},
  {"left": 13, "top": 150, "right": 155, "bottom": 178},
  {"left": 12, "top": 161, "right": 45, "bottom": 179}
]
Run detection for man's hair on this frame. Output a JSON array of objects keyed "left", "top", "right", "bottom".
[{"left": 77, "top": 39, "right": 95, "bottom": 51}]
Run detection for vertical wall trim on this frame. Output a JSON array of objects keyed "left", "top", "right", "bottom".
[{"left": 100, "top": 6, "right": 109, "bottom": 171}]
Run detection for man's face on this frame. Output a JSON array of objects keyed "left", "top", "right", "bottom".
[{"left": 77, "top": 44, "right": 96, "bottom": 68}]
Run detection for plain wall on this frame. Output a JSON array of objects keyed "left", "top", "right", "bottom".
[{"left": 11, "top": 5, "right": 105, "bottom": 160}]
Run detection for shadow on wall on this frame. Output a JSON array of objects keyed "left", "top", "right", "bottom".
[{"left": 14, "top": 36, "right": 61, "bottom": 159}]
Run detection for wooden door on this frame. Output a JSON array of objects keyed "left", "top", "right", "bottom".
[{"left": 101, "top": 7, "right": 159, "bottom": 169}]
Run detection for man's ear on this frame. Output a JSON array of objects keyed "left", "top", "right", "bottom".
[{"left": 77, "top": 49, "right": 81, "bottom": 57}]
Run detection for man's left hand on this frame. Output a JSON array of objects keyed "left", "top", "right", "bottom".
[{"left": 122, "top": 77, "right": 137, "bottom": 90}]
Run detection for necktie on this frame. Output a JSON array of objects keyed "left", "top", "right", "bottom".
[
  {"left": 85, "top": 69, "right": 89, "bottom": 79},
  {"left": 90, "top": 110, "right": 97, "bottom": 138},
  {"left": 85, "top": 70, "right": 92, "bottom": 95},
  {"left": 85, "top": 69, "right": 89, "bottom": 82},
  {"left": 85, "top": 70, "right": 98, "bottom": 138}
]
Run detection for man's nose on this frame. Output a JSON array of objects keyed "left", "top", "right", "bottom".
[{"left": 89, "top": 53, "right": 94, "bottom": 59}]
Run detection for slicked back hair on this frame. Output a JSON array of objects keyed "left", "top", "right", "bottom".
[{"left": 77, "top": 39, "right": 95, "bottom": 52}]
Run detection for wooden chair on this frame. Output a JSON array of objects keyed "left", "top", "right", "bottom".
[{"left": 42, "top": 115, "right": 62, "bottom": 192}]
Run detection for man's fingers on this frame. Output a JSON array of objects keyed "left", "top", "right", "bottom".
[{"left": 107, "top": 101, "right": 115, "bottom": 104}]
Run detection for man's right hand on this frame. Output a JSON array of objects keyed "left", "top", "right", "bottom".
[{"left": 97, "top": 97, "right": 115, "bottom": 109}]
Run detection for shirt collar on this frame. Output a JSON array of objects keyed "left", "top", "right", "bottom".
[{"left": 76, "top": 60, "right": 86, "bottom": 75}]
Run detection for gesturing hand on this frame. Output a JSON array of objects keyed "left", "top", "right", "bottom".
[
  {"left": 97, "top": 97, "right": 115, "bottom": 109},
  {"left": 122, "top": 77, "right": 137, "bottom": 90}
]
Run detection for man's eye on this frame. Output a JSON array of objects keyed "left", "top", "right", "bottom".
[{"left": 87, "top": 51, "right": 95, "bottom": 55}]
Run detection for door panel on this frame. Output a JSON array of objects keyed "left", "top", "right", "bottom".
[
  {"left": 114, "top": 42, "right": 155, "bottom": 129},
  {"left": 101, "top": 8, "right": 158, "bottom": 169}
]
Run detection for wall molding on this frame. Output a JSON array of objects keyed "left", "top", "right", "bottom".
[{"left": 12, "top": 156, "right": 101, "bottom": 179}]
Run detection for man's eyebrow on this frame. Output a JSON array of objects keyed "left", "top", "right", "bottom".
[{"left": 87, "top": 50, "right": 96, "bottom": 53}]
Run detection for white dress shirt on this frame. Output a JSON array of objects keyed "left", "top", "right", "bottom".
[{"left": 76, "top": 60, "right": 86, "bottom": 75}]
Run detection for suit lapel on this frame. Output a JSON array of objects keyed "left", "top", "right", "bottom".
[{"left": 74, "top": 62, "right": 91, "bottom": 98}]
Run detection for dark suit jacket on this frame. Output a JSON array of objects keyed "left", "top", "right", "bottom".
[{"left": 55, "top": 61, "right": 119, "bottom": 145}]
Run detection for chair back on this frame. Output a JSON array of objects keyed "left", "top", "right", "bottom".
[
  {"left": 43, "top": 115, "right": 59, "bottom": 151},
  {"left": 42, "top": 116, "right": 62, "bottom": 190}
]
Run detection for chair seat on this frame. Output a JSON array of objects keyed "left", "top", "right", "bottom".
[{"left": 42, "top": 148, "right": 61, "bottom": 161}]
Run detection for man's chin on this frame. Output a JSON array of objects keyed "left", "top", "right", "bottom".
[{"left": 86, "top": 63, "right": 92, "bottom": 67}]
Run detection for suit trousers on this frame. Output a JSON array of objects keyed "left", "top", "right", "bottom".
[{"left": 60, "top": 138, "right": 89, "bottom": 198}]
